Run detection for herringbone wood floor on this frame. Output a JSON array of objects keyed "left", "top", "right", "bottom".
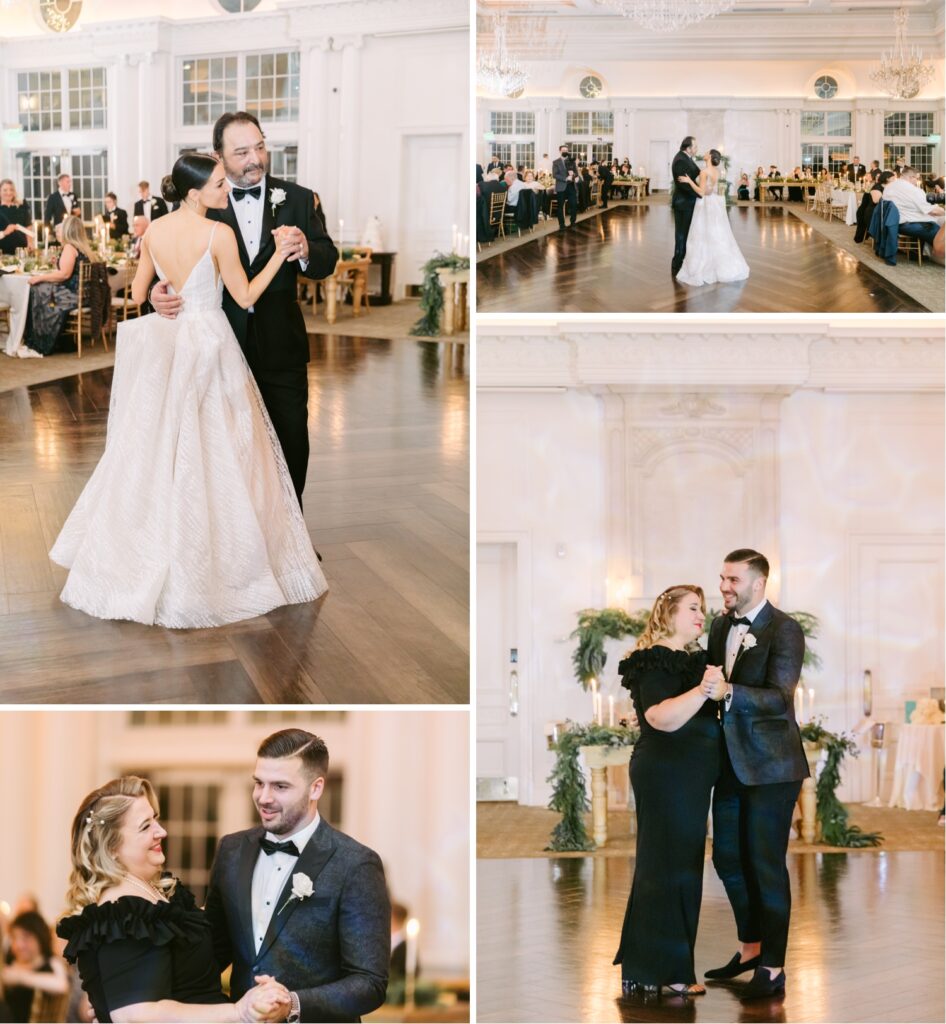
[
  {"left": 477, "top": 852, "right": 945, "bottom": 1023},
  {"left": 476, "top": 204, "right": 928, "bottom": 313},
  {"left": 0, "top": 335, "right": 469, "bottom": 703}
]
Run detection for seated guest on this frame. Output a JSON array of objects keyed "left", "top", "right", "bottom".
[
  {"left": 20, "top": 216, "right": 102, "bottom": 358},
  {"left": 102, "top": 191, "right": 128, "bottom": 238},
  {"left": 479, "top": 170, "right": 508, "bottom": 238},
  {"left": 818, "top": 167, "right": 831, "bottom": 183},
  {"left": 737, "top": 173, "right": 750, "bottom": 201},
  {"left": 537, "top": 152, "right": 552, "bottom": 174},
  {"left": 44, "top": 172, "right": 78, "bottom": 226},
  {"left": 503, "top": 169, "right": 518, "bottom": 191},
  {"left": 0, "top": 178, "right": 32, "bottom": 254},
  {"left": 133, "top": 179, "right": 168, "bottom": 221},
  {"left": 128, "top": 214, "right": 148, "bottom": 259},
  {"left": 848, "top": 156, "right": 867, "bottom": 183},
  {"left": 838, "top": 162, "right": 849, "bottom": 182},
  {"left": 882, "top": 165, "right": 945, "bottom": 251},
  {"left": 753, "top": 166, "right": 765, "bottom": 200},
  {"left": 0, "top": 911, "right": 69, "bottom": 1024},
  {"left": 788, "top": 167, "right": 804, "bottom": 201},
  {"left": 868, "top": 160, "right": 882, "bottom": 183},
  {"left": 312, "top": 190, "right": 328, "bottom": 232},
  {"left": 593, "top": 160, "right": 614, "bottom": 208},
  {"left": 855, "top": 169, "right": 895, "bottom": 243},
  {"left": 620, "top": 161, "right": 631, "bottom": 177},
  {"left": 925, "top": 176, "right": 945, "bottom": 204}
]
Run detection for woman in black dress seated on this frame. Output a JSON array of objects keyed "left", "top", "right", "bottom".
[
  {"left": 57, "top": 777, "right": 290, "bottom": 1023},
  {"left": 614, "top": 585, "right": 726, "bottom": 996},
  {"left": 854, "top": 169, "right": 895, "bottom": 244},
  {"left": 0, "top": 179, "right": 32, "bottom": 255},
  {"left": 0, "top": 910, "right": 69, "bottom": 1022}
]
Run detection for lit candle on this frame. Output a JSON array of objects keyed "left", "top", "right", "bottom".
[
  {"left": 590, "top": 678, "right": 597, "bottom": 723},
  {"left": 609, "top": 695, "right": 615, "bottom": 727},
  {"left": 44, "top": 224, "right": 49, "bottom": 256},
  {"left": 863, "top": 669, "right": 872, "bottom": 718},
  {"left": 795, "top": 686, "right": 804, "bottom": 723},
  {"left": 405, "top": 918, "right": 420, "bottom": 1005},
  {"left": 451, "top": 223, "right": 457, "bottom": 253},
  {"left": 808, "top": 687, "right": 815, "bottom": 722},
  {"left": 33, "top": 220, "right": 41, "bottom": 246},
  {"left": 338, "top": 219, "right": 344, "bottom": 243}
]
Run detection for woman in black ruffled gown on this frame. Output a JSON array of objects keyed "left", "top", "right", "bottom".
[
  {"left": 57, "top": 777, "right": 289, "bottom": 1023},
  {"left": 614, "top": 585, "right": 727, "bottom": 996}
]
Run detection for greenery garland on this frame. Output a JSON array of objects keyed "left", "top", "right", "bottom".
[
  {"left": 800, "top": 719, "right": 883, "bottom": 848},
  {"left": 409, "top": 251, "right": 470, "bottom": 337},
  {"left": 570, "top": 606, "right": 822, "bottom": 691},
  {"left": 546, "top": 722, "right": 639, "bottom": 852}
]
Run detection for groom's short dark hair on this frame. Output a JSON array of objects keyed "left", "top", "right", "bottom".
[
  {"left": 213, "top": 111, "right": 264, "bottom": 154},
  {"left": 680, "top": 136, "right": 695, "bottom": 151},
  {"left": 725, "top": 548, "right": 770, "bottom": 579},
  {"left": 258, "top": 729, "right": 329, "bottom": 781}
]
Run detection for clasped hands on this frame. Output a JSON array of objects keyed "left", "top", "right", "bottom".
[
  {"left": 237, "top": 975, "right": 292, "bottom": 1023},
  {"left": 700, "top": 665, "right": 728, "bottom": 701}
]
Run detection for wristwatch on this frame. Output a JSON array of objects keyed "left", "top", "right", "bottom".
[
  {"left": 724, "top": 684, "right": 734, "bottom": 711},
  {"left": 286, "top": 992, "right": 301, "bottom": 1023}
]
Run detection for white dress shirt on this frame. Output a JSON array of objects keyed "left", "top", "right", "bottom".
[
  {"left": 725, "top": 597, "right": 768, "bottom": 679},
  {"left": 142, "top": 196, "right": 154, "bottom": 221},
  {"left": 227, "top": 174, "right": 266, "bottom": 263},
  {"left": 250, "top": 812, "right": 320, "bottom": 955},
  {"left": 882, "top": 178, "right": 942, "bottom": 224},
  {"left": 60, "top": 190, "right": 74, "bottom": 214}
]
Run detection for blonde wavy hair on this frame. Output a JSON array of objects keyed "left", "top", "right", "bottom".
[
  {"left": 60, "top": 214, "right": 99, "bottom": 264},
  {"left": 0, "top": 178, "right": 22, "bottom": 205},
  {"left": 63, "top": 776, "right": 175, "bottom": 917},
  {"left": 635, "top": 585, "right": 706, "bottom": 651}
]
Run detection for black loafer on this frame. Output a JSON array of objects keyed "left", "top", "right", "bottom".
[
  {"left": 741, "top": 967, "right": 785, "bottom": 1000},
  {"left": 704, "top": 952, "right": 761, "bottom": 979}
]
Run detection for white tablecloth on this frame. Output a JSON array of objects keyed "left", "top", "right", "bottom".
[
  {"left": 830, "top": 189, "right": 858, "bottom": 226},
  {"left": 888, "top": 723, "right": 945, "bottom": 811},
  {"left": 0, "top": 273, "right": 31, "bottom": 355}
]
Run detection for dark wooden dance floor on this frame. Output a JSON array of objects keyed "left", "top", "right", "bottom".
[
  {"left": 0, "top": 335, "right": 469, "bottom": 703},
  {"left": 476, "top": 204, "right": 927, "bottom": 313},
  {"left": 478, "top": 852, "right": 945, "bottom": 1023}
]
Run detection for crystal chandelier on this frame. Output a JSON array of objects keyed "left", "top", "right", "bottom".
[
  {"left": 594, "top": 0, "right": 736, "bottom": 34},
  {"left": 869, "top": 8, "right": 935, "bottom": 100},
  {"left": 477, "top": 10, "right": 529, "bottom": 98}
]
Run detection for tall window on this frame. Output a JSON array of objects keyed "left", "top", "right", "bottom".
[
  {"left": 150, "top": 779, "right": 222, "bottom": 905},
  {"left": 68, "top": 68, "right": 107, "bottom": 129},
  {"left": 269, "top": 145, "right": 298, "bottom": 182},
  {"left": 883, "top": 109, "right": 938, "bottom": 171},
  {"left": 563, "top": 109, "right": 613, "bottom": 164},
  {"left": 180, "top": 50, "right": 299, "bottom": 127},
  {"left": 801, "top": 110, "right": 852, "bottom": 172},
  {"left": 69, "top": 152, "right": 109, "bottom": 220},
  {"left": 17, "top": 71, "right": 63, "bottom": 131},
  {"left": 487, "top": 111, "right": 536, "bottom": 169},
  {"left": 19, "top": 153, "right": 61, "bottom": 221},
  {"left": 17, "top": 151, "right": 107, "bottom": 221}
]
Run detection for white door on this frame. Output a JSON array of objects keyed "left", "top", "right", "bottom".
[
  {"left": 399, "top": 133, "right": 464, "bottom": 294},
  {"left": 649, "top": 139, "right": 671, "bottom": 191},
  {"left": 476, "top": 543, "right": 520, "bottom": 801}
]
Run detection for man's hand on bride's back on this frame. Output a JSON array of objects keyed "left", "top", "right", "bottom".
[{"left": 150, "top": 279, "right": 183, "bottom": 320}]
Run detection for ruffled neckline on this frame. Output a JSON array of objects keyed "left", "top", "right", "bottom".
[
  {"left": 618, "top": 645, "right": 701, "bottom": 686},
  {"left": 57, "top": 882, "right": 207, "bottom": 962}
]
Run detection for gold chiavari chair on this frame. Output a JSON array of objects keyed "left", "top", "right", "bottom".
[
  {"left": 110, "top": 257, "right": 143, "bottom": 334},
  {"left": 487, "top": 192, "right": 507, "bottom": 241},
  {"left": 64, "top": 260, "right": 111, "bottom": 358},
  {"left": 897, "top": 232, "right": 923, "bottom": 266}
]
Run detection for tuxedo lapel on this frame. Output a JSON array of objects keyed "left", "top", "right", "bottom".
[
  {"left": 729, "top": 603, "right": 775, "bottom": 684},
  {"left": 257, "top": 821, "right": 337, "bottom": 960},
  {"left": 236, "top": 829, "right": 263, "bottom": 958}
]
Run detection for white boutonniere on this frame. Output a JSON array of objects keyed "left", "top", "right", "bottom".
[
  {"left": 741, "top": 633, "right": 757, "bottom": 651},
  {"left": 269, "top": 187, "right": 287, "bottom": 217},
  {"left": 277, "top": 871, "right": 313, "bottom": 915}
]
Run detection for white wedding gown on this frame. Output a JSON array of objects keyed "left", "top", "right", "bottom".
[
  {"left": 676, "top": 193, "right": 750, "bottom": 286},
  {"left": 50, "top": 229, "right": 328, "bottom": 628}
]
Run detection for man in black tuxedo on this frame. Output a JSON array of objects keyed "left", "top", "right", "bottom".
[
  {"left": 593, "top": 160, "right": 614, "bottom": 208},
  {"left": 133, "top": 180, "right": 169, "bottom": 222},
  {"left": 701, "top": 548, "right": 808, "bottom": 1000},
  {"left": 671, "top": 136, "right": 700, "bottom": 276},
  {"left": 44, "top": 173, "right": 78, "bottom": 226},
  {"left": 205, "top": 729, "right": 390, "bottom": 1023},
  {"left": 766, "top": 165, "right": 783, "bottom": 200},
  {"left": 848, "top": 156, "right": 867, "bottom": 183},
  {"left": 151, "top": 111, "right": 338, "bottom": 508},
  {"left": 103, "top": 192, "right": 129, "bottom": 237},
  {"left": 486, "top": 154, "right": 503, "bottom": 176},
  {"left": 552, "top": 144, "right": 578, "bottom": 229}
]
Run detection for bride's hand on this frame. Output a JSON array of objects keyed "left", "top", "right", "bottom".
[{"left": 236, "top": 978, "right": 290, "bottom": 1022}]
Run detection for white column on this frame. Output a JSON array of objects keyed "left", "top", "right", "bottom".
[
  {"left": 333, "top": 34, "right": 364, "bottom": 243},
  {"left": 295, "top": 36, "right": 331, "bottom": 197},
  {"left": 110, "top": 57, "right": 140, "bottom": 199},
  {"left": 856, "top": 107, "right": 885, "bottom": 166}
]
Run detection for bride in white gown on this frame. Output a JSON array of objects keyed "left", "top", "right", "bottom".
[
  {"left": 676, "top": 148, "right": 750, "bottom": 287},
  {"left": 50, "top": 154, "right": 328, "bottom": 628}
]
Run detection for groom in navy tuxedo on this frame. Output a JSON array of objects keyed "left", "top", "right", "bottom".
[
  {"left": 151, "top": 112, "right": 338, "bottom": 509},
  {"left": 205, "top": 729, "right": 390, "bottom": 1023},
  {"left": 702, "top": 548, "right": 808, "bottom": 1000},
  {"left": 671, "top": 136, "right": 701, "bottom": 277}
]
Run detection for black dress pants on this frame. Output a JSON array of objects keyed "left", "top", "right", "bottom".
[
  {"left": 246, "top": 317, "right": 309, "bottom": 510},
  {"left": 711, "top": 742, "right": 802, "bottom": 966},
  {"left": 671, "top": 197, "right": 696, "bottom": 275},
  {"left": 556, "top": 183, "right": 577, "bottom": 228}
]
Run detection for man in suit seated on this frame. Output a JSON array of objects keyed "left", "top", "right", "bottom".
[
  {"left": 478, "top": 170, "right": 508, "bottom": 240},
  {"left": 44, "top": 173, "right": 78, "bottom": 226},
  {"left": 103, "top": 192, "right": 129, "bottom": 238},
  {"left": 128, "top": 215, "right": 148, "bottom": 259},
  {"left": 593, "top": 160, "right": 614, "bottom": 208},
  {"left": 133, "top": 180, "right": 168, "bottom": 222},
  {"left": 767, "top": 165, "right": 783, "bottom": 200}
]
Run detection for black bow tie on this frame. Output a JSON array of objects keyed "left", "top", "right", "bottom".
[
  {"left": 729, "top": 615, "right": 752, "bottom": 627},
  {"left": 232, "top": 186, "right": 261, "bottom": 201},
  {"left": 259, "top": 837, "right": 300, "bottom": 857}
]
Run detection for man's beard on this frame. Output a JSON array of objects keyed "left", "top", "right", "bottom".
[{"left": 226, "top": 159, "right": 268, "bottom": 188}]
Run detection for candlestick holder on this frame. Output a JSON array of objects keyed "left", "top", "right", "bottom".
[{"left": 866, "top": 721, "right": 886, "bottom": 807}]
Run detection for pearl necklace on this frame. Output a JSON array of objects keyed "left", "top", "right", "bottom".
[{"left": 124, "top": 873, "right": 168, "bottom": 903}]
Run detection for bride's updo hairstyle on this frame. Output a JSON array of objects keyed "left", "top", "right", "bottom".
[
  {"left": 635, "top": 585, "right": 705, "bottom": 651},
  {"left": 709, "top": 149, "right": 722, "bottom": 167},
  {"left": 64, "top": 776, "right": 175, "bottom": 916},
  {"left": 161, "top": 152, "right": 219, "bottom": 204}
]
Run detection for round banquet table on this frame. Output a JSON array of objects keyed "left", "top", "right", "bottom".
[
  {"left": 888, "top": 723, "right": 945, "bottom": 811},
  {"left": 0, "top": 272, "right": 31, "bottom": 355}
]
